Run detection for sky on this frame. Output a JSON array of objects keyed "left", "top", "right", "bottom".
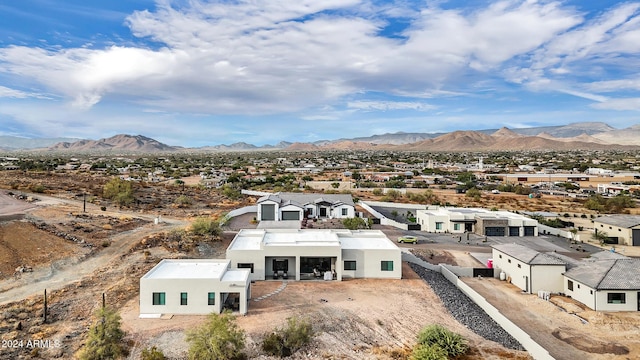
[{"left": 1, "top": 0, "right": 640, "bottom": 147}]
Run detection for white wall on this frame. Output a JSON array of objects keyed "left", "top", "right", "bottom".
[
  {"left": 563, "top": 278, "right": 596, "bottom": 310},
  {"left": 140, "top": 278, "right": 250, "bottom": 315},
  {"left": 492, "top": 249, "right": 531, "bottom": 293},
  {"left": 530, "top": 265, "right": 565, "bottom": 293},
  {"left": 595, "top": 290, "right": 638, "bottom": 311},
  {"left": 342, "top": 248, "right": 402, "bottom": 279},
  {"left": 332, "top": 204, "right": 355, "bottom": 219}
]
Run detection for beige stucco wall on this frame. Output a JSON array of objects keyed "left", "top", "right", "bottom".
[
  {"left": 341, "top": 248, "right": 401, "bottom": 279},
  {"left": 530, "top": 265, "right": 565, "bottom": 293},
  {"left": 492, "top": 249, "right": 531, "bottom": 293},
  {"left": 595, "top": 290, "right": 638, "bottom": 311},
  {"left": 594, "top": 221, "right": 634, "bottom": 246},
  {"left": 563, "top": 278, "right": 596, "bottom": 310}
]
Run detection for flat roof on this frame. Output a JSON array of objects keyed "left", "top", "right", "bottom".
[
  {"left": 142, "top": 259, "right": 230, "bottom": 280},
  {"left": 228, "top": 229, "right": 398, "bottom": 251}
]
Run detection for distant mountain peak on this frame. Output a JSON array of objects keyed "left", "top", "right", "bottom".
[{"left": 492, "top": 127, "right": 523, "bottom": 138}]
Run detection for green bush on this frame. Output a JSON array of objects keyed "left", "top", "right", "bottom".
[
  {"left": 186, "top": 311, "right": 245, "bottom": 360},
  {"left": 261, "top": 316, "right": 313, "bottom": 358},
  {"left": 190, "top": 217, "right": 221, "bottom": 237},
  {"left": 410, "top": 344, "right": 448, "bottom": 360},
  {"left": 141, "top": 346, "right": 165, "bottom": 360},
  {"left": 78, "top": 307, "right": 126, "bottom": 360},
  {"left": 103, "top": 177, "right": 134, "bottom": 206},
  {"left": 175, "top": 195, "right": 193, "bottom": 206},
  {"left": 416, "top": 324, "right": 468, "bottom": 358}
]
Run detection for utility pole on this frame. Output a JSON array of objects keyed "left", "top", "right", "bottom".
[{"left": 83, "top": 193, "right": 86, "bottom": 212}]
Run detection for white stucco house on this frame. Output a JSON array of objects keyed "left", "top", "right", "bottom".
[
  {"left": 226, "top": 228, "right": 402, "bottom": 281},
  {"left": 491, "top": 243, "right": 566, "bottom": 294},
  {"left": 563, "top": 257, "right": 640, "bottom": 311},
  {"left": 593, "top": 215, "right": 640, "bottom": 246},
  {"left": 256, "top": 193, "right": 355, "bottom": 222},
  {"left": 417, "top": 207, "right": 538, "bottom": 237},
  {"left": 140, "top": 259, "right": 251, "bottom": 316}
]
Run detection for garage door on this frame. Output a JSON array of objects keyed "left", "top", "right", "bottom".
[
  {"left": 485, "top": 227, "right": 505, "bottom": 236},
  {"left": 282, "top": 211, "right": 300, "bottom": 221},
  {"left": 524, "top": 226, "right": 535, "bottom": 236},
  {"left": 261, "top": 204, "right": 275, "bottom": 221},
  {"left": 509, "top": 227, "right": 519, "bottom": 236}
]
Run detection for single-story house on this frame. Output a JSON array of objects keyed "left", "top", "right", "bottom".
[
  {"left": 140, "top": 259, "right": 251, "bottom": 316},
  {"left": 256, "top": 192, "right": 355, "bottom": 222},
  {"left": 416, "top": 207, "right": 538, "bottom": 236},
  {"left": 491, "top": 243, "right": 566, "bottom": 293},
  {"left": 226, "top": 229, "right": 402, "bottom": 281},
  {"left": 593, "top": 215, "right": 640, "bottom": 246},
  {"left": 563, "top": 258, "right": 640, "bottom": 311}
]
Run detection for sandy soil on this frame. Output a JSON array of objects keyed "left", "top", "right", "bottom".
[{"left": 465, "top": 277, "right": 640, "bottom": 360}]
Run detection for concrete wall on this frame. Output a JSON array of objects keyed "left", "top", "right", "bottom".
[
  {"left": 538, "top": 224, "right": 581, "bottom": 242},
  {"left": 221, "top": 206, "right": 257, "bottom": 225},
  {"left": 359, "top": 201, "right": 409, "bottom": 230},
  {"left": 440, "top": 267, "right": 554, "bottom": 360},
  {"left": 530, "top": 265, "right": 565, "bottom": 293}
]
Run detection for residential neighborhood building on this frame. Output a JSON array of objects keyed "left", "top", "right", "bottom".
[
  {"left": 593, "top": 215, "right": 640, "bottom": 246},
  {"left": 563, "top": 258, "right": 640, "bottom": 311},
  {"left": 226, "top": 228, "right": 402, "bottom": 281},
  {"left": 416, "top": 207, "right": 538, "bottom": 237},
  {"left": 140, "top": 259, "right": 251, "bottom": 316},
  {"left": 491, "top": 243, "right": 566, "bottom": 294},
  {"left": 256, "top": 192, "right": 355, "bottom": 222}
]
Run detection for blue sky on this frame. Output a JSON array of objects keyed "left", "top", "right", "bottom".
[{"left": 1, "top": 0, "right": 640, "bottom": 147}]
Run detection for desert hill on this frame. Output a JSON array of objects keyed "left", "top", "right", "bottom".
[{"left": 48, "top": 134, "right": 177, "bottom": 152}]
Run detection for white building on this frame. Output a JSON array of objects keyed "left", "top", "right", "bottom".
[
  {"left": 563, "top": 258, "right": 640, "bottom": 311},
  {"left": 593, "top": 215, "right": 640, "bottom": 246},
  {"left": 140, "top": 259, "right": 251, "bottom": 316},
  {"left": 491, "top": 244, "right": 566, "bottom": 294},
  {"left": 416, "top": 207, "right": 538, "bottom": 237},
  {"left": 226, "top": 229, "right": 402, "bottom": 281},
  {"left": 256, "top": 192, "right": 355, "bottom": 222}
]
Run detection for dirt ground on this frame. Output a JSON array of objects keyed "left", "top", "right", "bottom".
[
  {"left": 465, "top": 277, "right": 640, "bottom": 360},
  {"left": 120, "top": 263, "right": 531, "bottom": 360}
]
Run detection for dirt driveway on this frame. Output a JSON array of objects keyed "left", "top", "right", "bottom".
[{"left": 465, "top": 277, "right": 640, "bottom": 360}]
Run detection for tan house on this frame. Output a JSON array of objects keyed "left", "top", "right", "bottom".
[{"left": 593, "top": 215, "right": 640, "bottom": 246}]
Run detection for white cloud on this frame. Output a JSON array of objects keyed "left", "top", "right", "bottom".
[
  {"left": 348, "top": 100, "right": 435, "bottom": 111},
  {"left": 591, "top": 98, "right": 640, "bottom": 111}
]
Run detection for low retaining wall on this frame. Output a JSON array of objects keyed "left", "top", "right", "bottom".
[
  {"left": 221, "top": 206, "right": 257, "bottom": 225},
  {"left": 440, "top": 266, "right": 553, "bottom": 360},
  {"left": 539, "top": 224, "right": 581, "bottom": 242},
  {"left": 359, "top": 201, "right": 409, "bottom": 230}
]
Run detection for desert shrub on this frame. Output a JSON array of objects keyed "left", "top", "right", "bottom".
[
  {"left": 77, "top": 307, "right": 126, "bottom": 360},
  {"left": 190, "top": 217, "right": 221, "bottom": 237},
  {"left": 103, "top": 177, "right": 134, "bottom": 206},
  {"left": 31, "top": 184, "right": 46, "bottom": 193},
  {"left": 372, "top": 188, "right": 383, "bottom": 196},
  {"left": 186, "top": 311, "right": 245, "bottom": 360},
  {"left": 416, "top": 324, "right": 468, "bottom": 358},
  {"left": 140, "top": 346, "right": 165, "bottom": 360},
  {"left": 465, "top": 188, "right": 481, "bottom": 200},
  {"left": 175, "top": 195, "right": 193, "bottom": 206},
  {"left": 262, "top": 316, "right": 313, "bottom": 358},
  {"left": 342, "top": 217, "right": 368, "bottom": 230},
  {"left": 411, "top": 344, "right": 447, "bottom": 360}
]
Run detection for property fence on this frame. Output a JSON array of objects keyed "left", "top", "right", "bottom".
[
  {"left": 359, "top": 201, "right": 412, "bottom": 230},
  {"left": 538, "top": 224, "right": 580, "bottom": 242},
  {"left": 220, "top": 206, "right": 257, "bottom": 225}
]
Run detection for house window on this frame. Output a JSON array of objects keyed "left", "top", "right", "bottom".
[
  {"left": 607, "top": 293, "right": 626, "bottom": 304},
  {"left": 381, "top": 261, "right": 394, "bottom": 271},
  {"left": 152, "top": 292, "right": 166, "bottom": 305},
  {"left": 517, "top": 264, "right": 521, "bottom": 268},
  {"left": 499, "top": 254, "right": 502, "bottom": 259},
  {"left": 208, "top": 292, "right": 216, "bottom": 305},
  {"left": 344, "top": 261, "right": 356, "bottom": 271},
  {"left": 238, "top": 263, "right": 254, "bottom": 273},
  {"left": 454, "top": 223, "right": 460, "bottom": 231},
  {"left": 567, "top": 280, "right": 573, "bottom": 291},
  {"left": 180, "top": 292, "right": 188, "bottom": 306},
  {"left": 342, "top": 208, "right": 348, "bottom": 216},
  {"left": 577, "top": 284, "right": 580, "bottom": 289},
  {"left": 508, "top": 259, "right": 511, "bottom": 263},
  {"left": 590, "top": 290, "right": 593, "bottom": 294},
  {"left": 435, "top": 222, "right": 443, "bottom": 230}
]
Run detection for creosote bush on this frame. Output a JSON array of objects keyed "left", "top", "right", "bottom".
[
  {"left": 189, "top": 217, "right": 221, "bottom": 237},
  {"left": 262, "top": 316, "right": 313, "bottom": 357},
  {"left": 412, "top": 324, "right": 468, "bottom": 360},
  {"left": 186, "top": 311, "right": 245, "bottom": 360},
  {"left": 140, "top": 346, "right": 166, "bottom": 360}
]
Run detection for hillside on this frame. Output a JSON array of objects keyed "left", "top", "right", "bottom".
[{"left": 48, "top": 134, "right": 178, "bottom": 152}]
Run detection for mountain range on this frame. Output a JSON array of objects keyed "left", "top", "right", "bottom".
[{"left": 1, "top": 122, "right": 639, "bottom": 153}]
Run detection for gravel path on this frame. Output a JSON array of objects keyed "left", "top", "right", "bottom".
[{"left": 409, "top": 263, "right": 524, "bottom": 351}]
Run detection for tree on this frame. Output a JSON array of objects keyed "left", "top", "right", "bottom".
[
  {"left": 342, "top": 217, "right": 368, "bottom": 230},
  {"left": 78, "top": 307, "right": 126, "bottom": 360},
  {"left": 592, "top": 230, "right": 610, "bottom": 245},
  {"left": 141, "top": 346, "right": 166, "bottom": 360},
  {"left": 465, "top": 187, "right": 481, "bottom": 201},
  {"left": 331, "top": 182, "right": 340, "bottom": 189},
  {"left": 103, "top": 177, "right": 134, "bottom": 207},
  {"left": 186, "top": 311, "right": 245, "bottom": 360}
]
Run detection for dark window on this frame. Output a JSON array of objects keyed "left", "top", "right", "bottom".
[
  {"left": 590, "top": 290, "right": 593, "bottom": 294},
  {"left": 342, "top": 208, "right": 348, "bottom": 216},
  {"left": 381, "top": 261, "right": 394, "bottom": 271},
  {"left": 567, "top": 280, "right": 573, "bottom": 291},
  {"left": 238, "top": 263, "right": 254, "bottom": 273},
  {"left": 607, "top": 293, "right": 626, "bottom": 304},
  {"left": 498, "top": 254, "right": 502, "bottom": 258},
  {"left": 344, "top": 261, "right": 356, "bottom": 271},
  {"left": 152, "top": 292, "right": 165, "bottom": 305},
  {"left": 208, "top": 292, "right": 215, "bottom": 305},
  {"left": 508, "top": 259, "right": 511, "bottom": 263},
  {"left": 577, "top": 284, "right": 580, "bottom": 289},
  {"left": 517, "top": 264, "right": 521, "bottom": 268},
  {"left": 180, "top": 292, "right": 188, "bottom": 306}
]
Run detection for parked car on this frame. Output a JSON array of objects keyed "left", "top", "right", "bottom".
[{"left": 397, "top": 235, "right": 418, "bottom": 244}]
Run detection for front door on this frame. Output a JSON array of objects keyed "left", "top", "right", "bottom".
[
  {"left": 319, "top": 207, "right": 327, "bottom": 217},
  {"left": 638, "top": 292, "right": 640, "bottom": 311}
]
